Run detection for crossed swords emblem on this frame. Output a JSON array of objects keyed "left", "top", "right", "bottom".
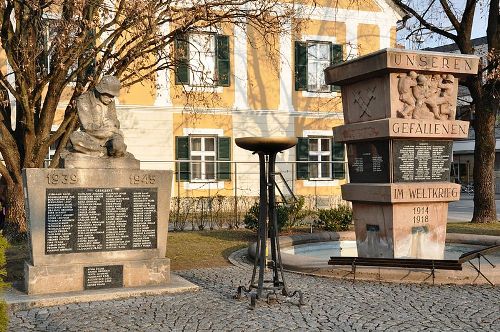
[{"left": 353, "top": 86, "right": 377, "bottom": 118}]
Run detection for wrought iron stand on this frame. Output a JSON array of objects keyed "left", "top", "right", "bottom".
[{"left": 234, "top": 137, "right": 304, "bottom": 308}]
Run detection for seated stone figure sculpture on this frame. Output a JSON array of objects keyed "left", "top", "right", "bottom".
[
  {"left": 63, "top": 76, "right": 139, "bottom": 169},
  {"left": 69, "top": 76, "right": 127, "bottom": 157}
]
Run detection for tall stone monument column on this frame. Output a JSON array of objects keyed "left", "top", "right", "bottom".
[{"left": 325, "top": 49, "right": 479, "bottom": 259}]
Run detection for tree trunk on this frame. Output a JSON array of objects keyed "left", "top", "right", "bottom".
[
  {"left": 472, "top": 95, "right": 497, "bottom": 223},
  {"left": 3, "top": 179, "right": 27, "bottom": 241}
]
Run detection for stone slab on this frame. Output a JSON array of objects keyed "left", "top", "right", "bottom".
[
  {"left": 341, "top": 183, "right": 461, "bottom": 203},
  {"left": 24, "top": 258, "right": 170, "bottom": 295},
  {"left": 61, "top": 152, "right": 140, "bottom": 169},
  {"left": 353, "top": 202, "right": 448, "bottom": 259},
  {"left": 333, "top": 118, "right": 469, "bottom": 142},
  {"left": 22, "top": 168, "right": 172, "bottom": 266},
  {"left": 325, "top": 48, "right": 479, "bottom": 86},
  {"left": 4, "top": 274, "right": 198, "bottom": 311}
]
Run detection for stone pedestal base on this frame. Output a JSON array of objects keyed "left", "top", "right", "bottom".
[
  {"left": 353, "top": 202, "right": 448, "bottom": 259},
  {"left": 60, "top": 152, "right": 140, "bottom": 169},
  {"left": 24, "top": 258, "right": 170, "bottom": 295}
]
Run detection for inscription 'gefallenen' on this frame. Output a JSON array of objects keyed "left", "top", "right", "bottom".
[{"left": 392, "top": 122, "right": 468, "bottom": 136}]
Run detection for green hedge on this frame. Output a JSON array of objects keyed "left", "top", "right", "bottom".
[
  {"left": 0, "top": 235, "right": 9, "bottom": 331},
  {"left": 316, "top": 205, "right": 353, "bottom": 231}
]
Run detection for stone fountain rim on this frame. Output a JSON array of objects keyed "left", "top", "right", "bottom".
[{"left": 245, "top": 231, "right": 499, "bottom": 285}]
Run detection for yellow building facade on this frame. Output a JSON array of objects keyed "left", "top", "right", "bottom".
[{"left": 101, "top": 1, "right": 402, "bottom": 199}]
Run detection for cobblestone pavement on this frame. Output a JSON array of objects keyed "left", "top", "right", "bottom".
[{"left": 9, "top": 261, "right": 500, "bottom": 332}]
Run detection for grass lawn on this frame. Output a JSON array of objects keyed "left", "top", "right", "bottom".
[
  {"left": 447, "top": 221, "right": 500, "bottom": 236},
  {"left": 166, "top": 229, "right": 256, "bottom": 271}
]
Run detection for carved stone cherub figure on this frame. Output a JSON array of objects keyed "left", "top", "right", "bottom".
[
  {"left": 396, "top": 71, "right": 418, "bottom": 119},
  {"left": 69, "top": 76, "right": 127, "bottom": 157}
]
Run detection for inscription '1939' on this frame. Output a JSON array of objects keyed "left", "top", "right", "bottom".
[{"left": 47, "top": 172, "right": 78, "bottom": 185}]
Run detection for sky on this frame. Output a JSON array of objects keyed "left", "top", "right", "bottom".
[{"left": 397, "top": 0, "right": 490, "bottom": 50}]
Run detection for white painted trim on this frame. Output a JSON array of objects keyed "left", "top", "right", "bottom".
[
  {"left": 233, "top": 22, "right": 249, "bottom": 110},
  {"left": 278, "top": 20, "right": 294, "bottom": 112},
  {"left": 184, "top": 181, "right": 225, "bottom": 190},
  {"left": 183, "top": 85, "right": 223, "bottom": 93},
  {"left": 301, "top": 35, "right": 337, "bottom": 43},
  {"left": 303, "top": 130, "right": 333, "bottom": 137},
  {"left": 154, "top": 22, "right": 172, "bottom": 106},
  {"left": 301, "top": 91, "right": 339, "bottom": 99},
  {"left": 303, "top": 179, "right": 340, "bottom": 187},
  {"left": 183, "top": 128, "right": 224, "bottom": 136},
  {"left": 379, "top": 23, "right": 393, "bottom": 49},
  {"left": 345, "top": 20, "right": 359, "bottom": 60},
  {"left": 295, "top": 3, "right": 402, "bottom": 24}
]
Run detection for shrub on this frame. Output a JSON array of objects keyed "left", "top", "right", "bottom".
[
  {"left": 0, "top": 234, "right": 10, "bottom": 331},
  {"left": 316, "top": 204, "right": 353, "bottom": 231},
  {"left": 243, "top": 198, "right": 306, "bottom": 231}
]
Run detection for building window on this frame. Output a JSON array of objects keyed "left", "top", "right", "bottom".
[
  {"left": 294, "top": 41, "right": 343, "bottom": 92},
  {"left": 296, "top": 137, "right": 345, "bottom": 180},
  {"left": 308, "top": 137, "right": 331, "bottom": 179},
  {"left": 175, "top": 135, "right": 231, "bottom": 182},
  {"left": 190, "top": 136, "right": 216, "bottom": 181},
  {"left": 174, "top": 33, "right": 230, "bottom": 87}
]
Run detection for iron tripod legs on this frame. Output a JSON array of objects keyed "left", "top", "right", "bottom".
[{"left": 235, "top": 152, "right": 304, "bottom": 309}]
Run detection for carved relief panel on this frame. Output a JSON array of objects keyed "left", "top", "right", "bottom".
[
  {"left": 392, "top": 72, "right": 458, "bottom": 121},
  {"left": 343, "top": 76, "right": 391, "bottom": 124}
]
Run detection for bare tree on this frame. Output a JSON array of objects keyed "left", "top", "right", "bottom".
[
  {"left": 0, "top": 0, "right": 310, "bottom": 238},
  {"left": 395, "top": 0, "right": 499, "bottom": 223}
]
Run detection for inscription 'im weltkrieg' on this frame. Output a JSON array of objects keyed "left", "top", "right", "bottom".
[
  {"left": 391, "top": 53, "right": 474, "bottom": 72},
  {"left": 393, "top": 187, "right": 459, "bottom": 200}
]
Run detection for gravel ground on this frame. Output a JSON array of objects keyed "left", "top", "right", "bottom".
[{"left": 9, "top": 262, "right": 500, "bottom": 331}]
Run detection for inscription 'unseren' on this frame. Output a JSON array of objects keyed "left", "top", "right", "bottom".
[{"left": 391, "top": 53, "right": 474, "bottom": 72}]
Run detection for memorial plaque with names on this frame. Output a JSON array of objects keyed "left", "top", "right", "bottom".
[
  {"left": 84, "top": 265, "right": 123, "bottom": 290},
  {"left": 347, "top": 141, "right": 390, "bottom": 183},
  {"left": 393, "top": 140, "right": 452, "bottom": 182},
  {"left": 45, "top": 188, "right": 158, "bottom": 254}
]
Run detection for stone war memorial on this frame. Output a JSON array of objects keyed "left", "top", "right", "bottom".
[
  {"left": 22, "top": 76, "right": 174, "bottom": 294},
  {"left": 325, "top": 49, "right": 479, "bottom": 259}
]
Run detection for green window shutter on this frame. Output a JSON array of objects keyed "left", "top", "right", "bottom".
[
  {"left": 294, "top": 41, "right": 308, "bottom": 91},
  {"left": 330, "top": 44, "right": 343, "bottom": 92},
  {"left": 296, "top": 137, "right": 309, "bottom": 180},
  {"left": 217, "top": 136, "right": 231, "bottom": 181},
  {"left": 216, "top": 35, "right": 230, "bottom": 87},
  {"left": 331, "top": 138, "right": 345, "bottom": 179},
  {"left": 175, "top": 136, "right": 190, "bottom": 181},
  {"left": 175, "top": 35, "right": 190, "bottom": 85}
]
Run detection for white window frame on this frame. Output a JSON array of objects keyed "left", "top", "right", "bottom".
[
  {"left": 182, "top": 128, "right": 225, "bottom": 190},
  {"left": 308, "top": 137, "right": 332, "bottom": 180},
  {"left": 302, "top": 130, "right": 342, "bottom": 187},
  {"left": 301, "top": 35, "right": 339, "bottom": 99},
  {"left": 189, "top": 136, "right": 217, "bottom": 182}
]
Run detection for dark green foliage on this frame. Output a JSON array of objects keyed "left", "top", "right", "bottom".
[
  {"left": 316, "top": 205, "right": 352, "bottom": 231},
  {"left": 243, "top": 197, "right": 307, "bottom": 231},
  {"left": 0, "top": 235, "right": 10, "bottom": 331}
]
